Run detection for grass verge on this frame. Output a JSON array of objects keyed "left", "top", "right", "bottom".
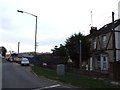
[{"left": 31, "top": 65, "right": 120, "bottom": 88}]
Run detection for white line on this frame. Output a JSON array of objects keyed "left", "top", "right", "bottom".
[{"left": 33, "top": 84, "right": 61, "bottom": 90}]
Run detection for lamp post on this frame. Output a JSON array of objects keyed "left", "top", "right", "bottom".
[{"left": 17, "top": 10, "right": 37, "bottom": 55}]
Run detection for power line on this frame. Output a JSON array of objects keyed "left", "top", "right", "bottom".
[
  {"left": 97, "top": 15, "right": 111, "bottom": 29},
  {"left": 97, "top": 5, "right": 118, "bottom": 28},
  {"left": 97, "top": 12, "right": 119, "bottom": 29}
]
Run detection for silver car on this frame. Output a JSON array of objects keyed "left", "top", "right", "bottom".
[{"left": 21, "top": 57, "right": 30, "bottom": 66}]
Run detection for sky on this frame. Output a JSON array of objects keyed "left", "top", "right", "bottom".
[{"left": 0, "top": 0, "right": 120, "bottom": 53}]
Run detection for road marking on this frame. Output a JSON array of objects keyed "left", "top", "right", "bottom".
[{"left": 33, "top": 84, "right": 61, "bottom": 90}]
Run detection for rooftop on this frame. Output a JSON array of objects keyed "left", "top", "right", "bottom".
[{"left": 87, "top": 19, "right": 120, "bottom": 38}]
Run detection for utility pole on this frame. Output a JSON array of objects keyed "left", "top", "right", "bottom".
[
  {"left": 18, "top": 42, "right": 20, "bottom": 54},
  {"left": 112, "top": 12, "right": 116, "bottom": 62},
  {"left": 79, "top": 40, "right": 82, "bottom": 69}
]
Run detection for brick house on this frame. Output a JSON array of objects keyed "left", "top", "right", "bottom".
[{"left": 87, "top": 19, "right": 120, "bottom": 79}]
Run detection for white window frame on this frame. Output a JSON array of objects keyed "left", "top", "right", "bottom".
[
  {"left": 101, "top": 54, "right": 108, "bottom": 70},
  {"left": 96, "top": 54, "right": 108, "bottom": 70}
]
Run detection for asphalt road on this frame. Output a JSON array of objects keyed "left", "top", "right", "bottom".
[{"left": 2, "top": 59, "right": 77, "bottom": 90}]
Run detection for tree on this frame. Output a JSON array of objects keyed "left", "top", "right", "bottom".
[
  {"left": 65, "top": 33, "right": 90, "bottom": 68},
  {"left": 52, "top": 32, "right": 90, "bottom": 68},
  {"left": 1, "top": 46, "right": 7, "bottom": 57},
  {"left": 52, "top": 44, "right": 68, "bottom": 63}
]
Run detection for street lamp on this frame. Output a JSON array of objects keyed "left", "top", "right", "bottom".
[{"left": 17, "top": 10, "right": 37, "bottom": 55}]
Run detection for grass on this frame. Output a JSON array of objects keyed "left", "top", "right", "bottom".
[{"left": 31, "top": 65, "right": 120, "bottom": 88}]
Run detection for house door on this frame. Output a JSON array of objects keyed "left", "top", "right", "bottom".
[
  {"left": 96, "top": 54, "right": 108, "bottom": 70},
  {"left": 101, "top": 55, "right": 108, "bottom": 70}
]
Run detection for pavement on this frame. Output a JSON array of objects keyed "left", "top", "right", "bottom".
[{"left": 93, "top": 77, "right": 120, "bottom": 86}]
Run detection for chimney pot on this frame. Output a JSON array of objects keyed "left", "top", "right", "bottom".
[{"left": 90, "top": 27, "right": 97, "bottom": 34}]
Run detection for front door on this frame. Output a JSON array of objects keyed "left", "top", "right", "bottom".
[
  {"left": 96, "top": 54, "right": 108, "bottom": 70},
  {"left": 101, "top": 55, "right": 108, "bottom": 70}
]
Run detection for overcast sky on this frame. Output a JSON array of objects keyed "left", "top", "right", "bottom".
[{"left": 0, "top": 0, "right": 120, "bottom": 53}]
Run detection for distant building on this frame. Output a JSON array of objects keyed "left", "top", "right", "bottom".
[{"left": 18, "top": 52, "right": 34, "bottom": 58}]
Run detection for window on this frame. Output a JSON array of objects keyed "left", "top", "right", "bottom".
[
  {"left": 93, "top": 38, "right": 96, "bottom": 49},
  {"left": 115, "top": 24, "right": 120, "bottom": 31},
  {"left": 97, "top": 56, "right": 101, "bottom": 70},
  {"left": 101, "top": 35, "right": 106, "bottom": 48},
  {"left": 89, "top": 38, "right": 97, "bottom": 50},
  {"left": 103, "top": 56, "right": 107, "bottom": 69}
]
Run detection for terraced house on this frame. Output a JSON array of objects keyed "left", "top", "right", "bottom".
[{"left": 87, "top": 17, "right": 120, "bottom": 80}]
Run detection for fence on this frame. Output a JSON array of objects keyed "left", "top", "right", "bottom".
[
  {"left": 31, "top": 58, "right": 120, "bottom": 81},
  {"left": 110, "top": 62, "right": 120, "bottom": 81}
]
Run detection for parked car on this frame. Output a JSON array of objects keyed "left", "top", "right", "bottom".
[
  {"left": 10, "top": 53, "right": 18, "bottom": 62},
  {"left": 5, "top": 54, "right": 10, "bottom": 61},
  {"left": 14, "top": 57, "right": 21, "bottom": 63},
  {"left": 9, "top": 57, "right": 13, "bottom": 62},
  {"left": 21, "top": 57, "right": 30, "bottom": 66}
]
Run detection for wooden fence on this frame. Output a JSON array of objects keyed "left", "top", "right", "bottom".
[{"left": 109, "top": 62, "right": 120, "bottom": 81}]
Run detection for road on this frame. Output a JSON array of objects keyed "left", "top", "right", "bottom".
[{"left": 2, "top": 58, "right": 77, "bottom": 90}]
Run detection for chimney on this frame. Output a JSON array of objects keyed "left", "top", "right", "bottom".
[{"left": 90, "top": 27, "right": 97, "bottom": 34}]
